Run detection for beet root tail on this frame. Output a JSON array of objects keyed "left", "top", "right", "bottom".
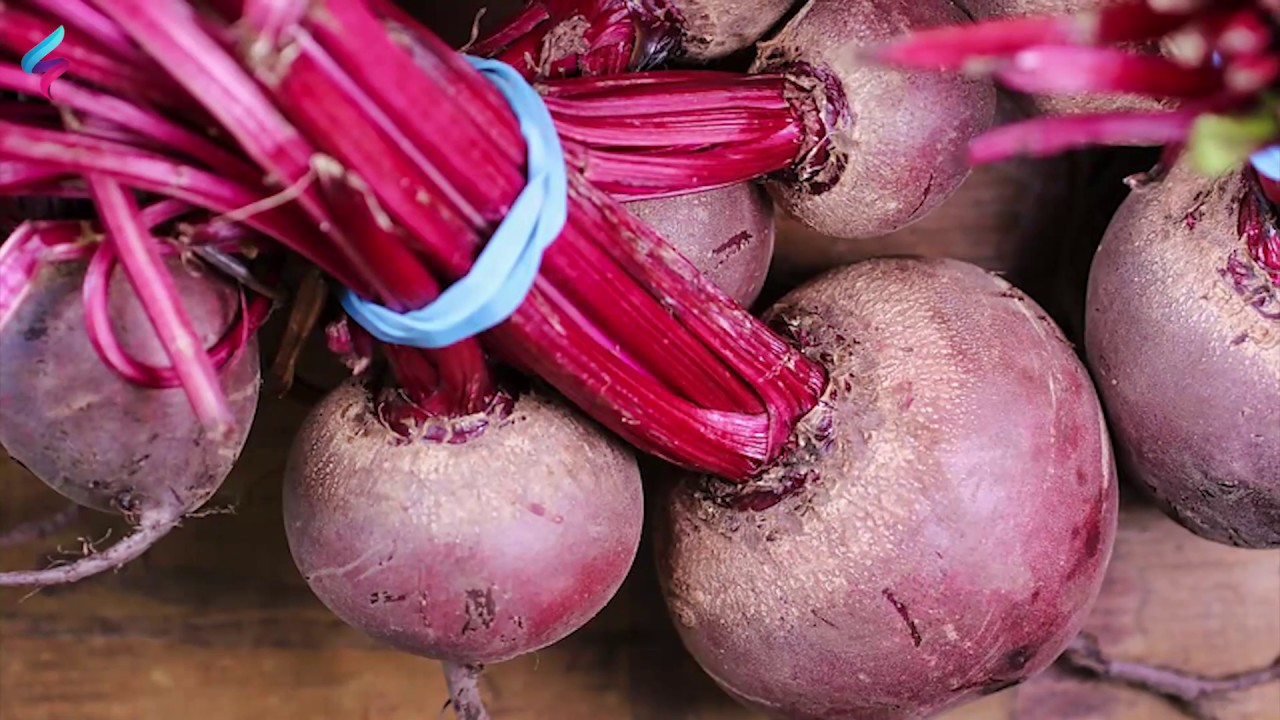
[
  {"left": 442, "top": 662, "right": 490, "bottom": 720},
  {"left": 1058, "top": 633, "right": 1280, "bottom": 717},
  {"left": 0, "top": 514, "right": 179, "bottom": 586}
]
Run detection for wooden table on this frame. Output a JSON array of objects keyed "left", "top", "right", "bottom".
[{"left": 3, "top": 391, "right": 1277, "bottom": 719}]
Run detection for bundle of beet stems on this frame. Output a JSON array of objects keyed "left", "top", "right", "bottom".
[{"left": 0, "top": 0, "right": 824, "bottom": 478}]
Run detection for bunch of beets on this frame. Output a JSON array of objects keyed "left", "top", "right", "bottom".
[{"left": 0, "top": 1, "right": 1276, "bottom": 718}]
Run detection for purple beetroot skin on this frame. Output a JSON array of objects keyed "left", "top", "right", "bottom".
[
  {"left": 283, "top": 382, "right": 644, "bottom": 664},
  {"left": 1086, "top": 159, "right": 1280, "bottom": 548},
  {"left": 752, "top": 0, "right": 996, "bottom": 240},
  {"left": 627, "top": 183, "right": 776, "bottom": 307},
  {"left": 656, "top": 257, "right": 1118, "bottom": 720},
  {"left": 0, "top": 259, "right": 260, "bottom": 585}
]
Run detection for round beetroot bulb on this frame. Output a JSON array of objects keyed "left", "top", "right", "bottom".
[
  {"left": 284, "top": 383, "right": 644, "bottom": 663},
  {"left": 657, "top": 257, "right": 1118, "bottom": 719},
  {"left": 1086, "top": 160, "right": 1280, "bottom": 548},
  {"left": 0, "top": 260, "right": 259, "bottom": 518},
  {"left": 753, "top": 0, "right": 996, "bottom": 240}
]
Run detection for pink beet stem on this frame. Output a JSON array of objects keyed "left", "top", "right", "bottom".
[
  {"left": 996, "top": 46, "right": 1223, "bottom": 99},
  {"left": 51, "top": 0, "right": 491, "bottom": 413},
  {"left": 968, "top": 110, "right": 1202, "bottom": 163},
  {"left": 0, "top": 119, "right": 355, "bottom": 285},
  {"left": 532, "top": 72, "right": 809, "bottom": 198},
  {"left": 1215, "top": 8, "right": 1272, "bottom": 57},
  {"left": 0, "top": 64, "right": 259, "bottom": 185},
  {"left": 567, "top": 130, "right": 802, "bottom": 200},
  {"left": 20, "top": 0, "right": 828, "bottom": 478},
  {"left": 86, "top": 174, "right": 237, "bottom": 439},
  {"left": 0, "top": 161, "right": 68, "bottom": 193},
  {"left": 311, "top": 154, "right": 492, "bottom": 410},
  {"left": 868, "top": 4, "right": 1207, "bottom": 71},
  {"left": 262, "top": 29, "right": 496, "bottom": 409},
  {"left": 0, "top": 223, "right": 45, "bottom": 330},
  {"left": 467, "top": 0, "right": 674, "bottom": 80},
  {"left": 1224, "top": 55, "right": 1280, "bottom": 94},
  {"left": 25, "top": 0, "right": 150, "bottom": 67},
  {"left": 93, "top": 0, "right": 452, "bottom": 313},
  {"left": 181, "top": 0, "right": 490, "bottom": 411},
  {"left": 295, "top": 19, "right": 755, "bottom": 410},
  {"left": 540, "top": 73, "right": 790, "bottom": 107},
  {"left": 461, "top": 1, "right": 550, "bottom": 56},
  {"left": 82, "top": 239, "right": 273, "bottom": 389},
  {"left": 307, "top": 0, "right": 825, "bottom": 477},
  {"left": 242, "top": 0, "right": 309, "bottom": 49},
  {"left": 292, "top": 29, "right": 490, "bottom": 239}
]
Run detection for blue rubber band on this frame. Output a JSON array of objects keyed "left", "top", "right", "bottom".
[
  {"left": 1251, "top": 146, "right": 1280, "bottom": 181},
  {"left": 340, "top": 55, "right": 568, "bottom": 349}
]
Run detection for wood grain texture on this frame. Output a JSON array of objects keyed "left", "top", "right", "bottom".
[{"left": 2, "top": 391, "right": 1277, "bottom": 720}]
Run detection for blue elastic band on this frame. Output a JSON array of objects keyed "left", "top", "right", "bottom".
[
  {"left": 1251, "top": 146, "right": 1280, "bottom": 181},
  {"left": 340, "top": 55, "right": 568, "bottom": 348}
]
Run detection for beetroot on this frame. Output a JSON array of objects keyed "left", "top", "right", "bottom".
[
  {"left": 1085, "top": 159, "right": 1280, "bottom": 548},
  {"left": 669, "top": 0, "right": 798, "bottom": 62},
  {"left": 626, "top": 183, "right": 776, "bottom": 307},
  {"left": 770, "top": 93, "right": 1076, "bottom": 287},
  {"left": 751, "top": 0, "right": 996, "bottom": 239},
  {"left": 0, "top": 258, "right": 260, "bottom": 585},
  {"left": 656, "top": 257, "right": 1118, "bottom": 719},
  {"left": 283, "top": 381, "right": 644, "bottom": 665}
]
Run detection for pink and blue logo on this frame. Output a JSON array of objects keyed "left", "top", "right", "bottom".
[{"left": 21, "top": 25, "right": 69, "bottom": 99}]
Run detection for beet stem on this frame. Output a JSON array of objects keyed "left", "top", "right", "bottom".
[
  {"left": 442, "top": 662, "right": 490, "bottom": 720},
  {"left": 87, "top": 174, "right": 237, "bottom": 438},
  {"left": 968, "top": 110, "right": 1206, "bottom": 164},
  {"left": 0, "top": 223, "right": 45, "bottom": 331},
  {"left": 0, "top": 515, "right": 180, "bottom": 587},
  {"left": 89, "top": 0, "right": 398, "bottom": 301},
  {"left": 81, "top": 239, "right": 271, "bottom": 389},
  {"left": 318, "top": 0, "right": 825, "bottom": 476},
  {"left": 0, "top": 119, "right": 357, "bottom": 288},
  {"left": 0, "top": 63, "right": 259, "bottom": 185},
  {"left": 867, "top": 4, "right": 1207, "bottom": 71}
]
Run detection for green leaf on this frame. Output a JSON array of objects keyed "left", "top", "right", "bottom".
[{"left": 1188, "top": 107, "right": 1280, "bottom": 177}]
